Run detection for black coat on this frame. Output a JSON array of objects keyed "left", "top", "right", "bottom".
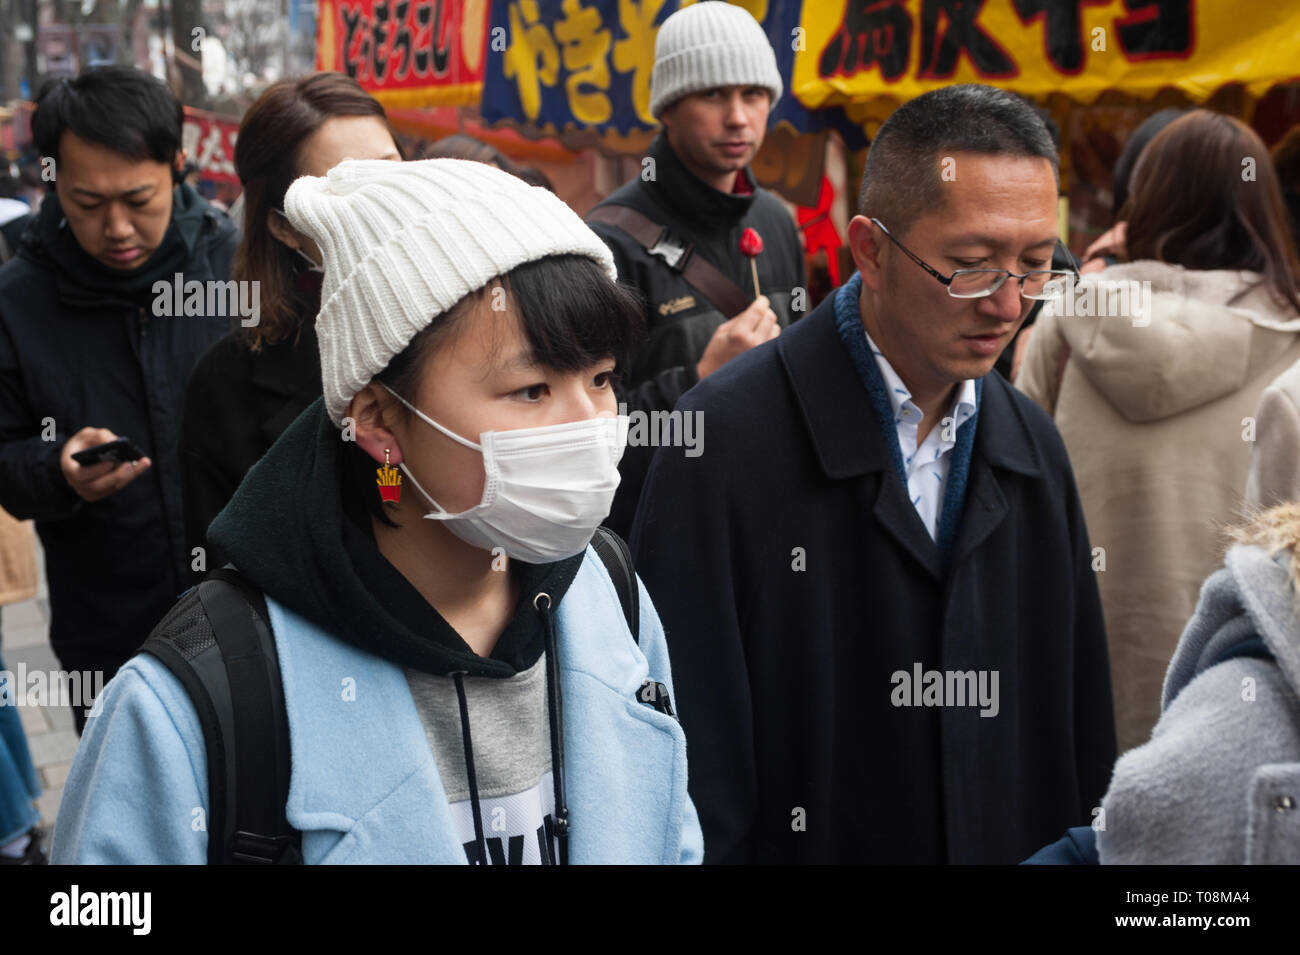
[
  {"left": 589, "top": 133, "right": 806, "bottom": 537},
  {"left": 0, "top": 186, "right": 237, "bottom": 674},
  {"left": 180, "top": 318, "right": 322, "bottom": 575},
  {"left": 630, "top": 291, "right": 1117, "bottom": 864}
]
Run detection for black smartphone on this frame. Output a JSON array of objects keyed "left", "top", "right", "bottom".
[{"left": 71, "top": 437, "right": 146, "bottom": 467}]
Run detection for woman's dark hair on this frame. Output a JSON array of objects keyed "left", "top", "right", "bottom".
[
  {"left": 1272, "top": 125, "right": 1300, "bottom": 253},
  {"left": 234, "top": 72, "right": 398, "bottom": 351},
  {"left": 32, "top": 66, "right": 183, "bottom": 167},
  {"left": 1124, "top": 110, "right": 1300, "bottom": 315},
  {"left": 342, "top": 253, "right": 647, "bottom": 529},
  {"left": 421, "top": 133, "right": 515, "bottom": 168},
  {"left": 421, "top": 134, "right": 556, "bottom": 192},
  {"left": 1112, "top": 108, "right": 1187, "bottom": 217}
]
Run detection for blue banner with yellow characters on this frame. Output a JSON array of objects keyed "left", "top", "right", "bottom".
[{"left": 480, "top": 0, "right": 862, "bottom": 148}]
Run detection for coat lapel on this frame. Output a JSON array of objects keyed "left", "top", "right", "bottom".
[
  {"left": 780, "top": 296, "right": 943, "bottom": 579},
  {"left": 556, "top": 550, "right": 694, "bottom": 864},
  {"left": 948, "top": 375, "right": 1044, "bottom": 570},
  {"left": 267, "top": 597, "right": 471, "bottom": 864},
  {"left": 873, "top": 471, "right": 944, "bottom": 580}
]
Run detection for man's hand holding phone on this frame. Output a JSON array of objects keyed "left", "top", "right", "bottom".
[{"left": 61, "top": 427, "right": 152, "bottom": 502}]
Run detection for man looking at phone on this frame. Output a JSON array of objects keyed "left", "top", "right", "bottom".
[{"left": 0, "top": 67, "right": 236, "bottom": 732}]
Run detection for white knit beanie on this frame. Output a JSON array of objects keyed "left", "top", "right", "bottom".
[
  {"left": 284, "top": 158, "right": 618, "bottom": 427},
  {"left": 649, "top": 2, "right": 783, "bottom": 119}
]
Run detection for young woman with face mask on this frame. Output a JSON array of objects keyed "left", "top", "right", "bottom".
[
  {"left": 178, "top": 73, "right": 401, "bottom": 576},
  {"left": 52, "top": 158, "right": 703, "bottom": 865}
]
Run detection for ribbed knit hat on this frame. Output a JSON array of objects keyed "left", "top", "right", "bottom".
[
  {"left": 649, "top": 2, "right": 783, "bottom": 119},
  {"left": 284, "top": 158, "right": 618, "bottom": 427}
]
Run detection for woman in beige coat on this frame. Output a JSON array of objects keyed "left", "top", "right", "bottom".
[
  {"left": 1244, "top": 359, "right": 1300, "bottom": 511},
  {"left": 1018, "top": 110, "right": 1300, "bottom": 754}
]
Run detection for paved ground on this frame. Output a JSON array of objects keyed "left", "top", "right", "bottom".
[{"left": 3, "top": 534, "right": 72, "bottom": 834}]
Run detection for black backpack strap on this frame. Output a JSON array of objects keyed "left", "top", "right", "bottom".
[
  {"left": 140, "top": 617, "right": 233, "bottom": 865},
  {"left": 200, "top": 568, "right": 300, "bottom": 864},
  {"left": 141, "top": 566, "right": 300, "bottom": 864},
  {"left": 591, "top": 526, "right": 639, "bottom": 644}
]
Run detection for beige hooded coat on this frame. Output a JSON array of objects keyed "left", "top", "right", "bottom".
[
  {"left": 1018, "top": 261, "right": 1300, "bottom": 754},
  {"left": 1244, "top": 358, "right": 1300, "bottom": 511}
]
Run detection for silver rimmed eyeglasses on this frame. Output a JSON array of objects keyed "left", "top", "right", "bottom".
[{"left": 870, "top": 217, "right": 1079, "bottom": 301}]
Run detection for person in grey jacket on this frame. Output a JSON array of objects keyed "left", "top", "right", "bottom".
[{"left": 1097, "top": 502, "right": 1300, "bottom": 864}]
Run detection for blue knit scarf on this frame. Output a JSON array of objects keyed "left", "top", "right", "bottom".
[{"left": 832, "top": 273, "right": 981, "bottom": 559}]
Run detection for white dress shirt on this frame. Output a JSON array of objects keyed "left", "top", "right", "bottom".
[{"left": 865, "top": 330, "right": 978, "bottom": 540}]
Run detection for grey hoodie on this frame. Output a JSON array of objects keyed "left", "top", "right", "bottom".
[{"left": 1097, "top": 543, "right": 1300, "bottom": 863}]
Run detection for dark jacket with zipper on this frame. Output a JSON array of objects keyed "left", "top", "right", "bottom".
[
  {"left": 0, "top": 185, "right": 236, "bottom": 674},
  {"left": 180, "top": 308, "right": 323, "bottom": 576},
  {"left": 589, "top": 132, "right": 806, "bottom": 537},
  {"left": 630, "top": 283, "right": 1117, "bottom": 864}
]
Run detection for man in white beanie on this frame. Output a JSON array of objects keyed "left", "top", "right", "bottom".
[{"left": 588, "top": 0, "right": 806, "bottom": 537}]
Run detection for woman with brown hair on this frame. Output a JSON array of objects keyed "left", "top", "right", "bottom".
[
  {"left": 179, "top": 73, "right": 400, "bottom": 570},
  {"left": 1018, "top": 109, "right": 1300, "bottom": 754}
]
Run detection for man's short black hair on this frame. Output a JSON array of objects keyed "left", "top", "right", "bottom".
[
  {"left": 859, "top": 84, "right": 1059, "bottom": 237},
  {"left": 32, "top": 65, "right": 184, "bottom": 167}
]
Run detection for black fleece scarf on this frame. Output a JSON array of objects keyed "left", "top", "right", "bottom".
[
  {"left": 645, "top": 132, "right": 757, "bottom": 232},
  {"left": 24, "top": 183, "right": 211, "bottom": 308}
]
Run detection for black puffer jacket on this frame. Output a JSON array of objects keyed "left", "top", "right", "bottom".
[{"left": 0, "top": 185, "right": 237, "bottom": 675}]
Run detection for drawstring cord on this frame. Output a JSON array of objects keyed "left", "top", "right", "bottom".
[
  {"left": 452, "top": 671, "right": 488, "bottom": 865},
  {"left": 449, "top": 596, "right": 568, "bottom": 866},
  {"left": 536, "top": 592, "right": 570, "bottom": 865}
]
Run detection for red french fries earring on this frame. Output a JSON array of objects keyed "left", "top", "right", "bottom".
[{"left": 377, "top": 448, "right": 401, "bottom": 504}]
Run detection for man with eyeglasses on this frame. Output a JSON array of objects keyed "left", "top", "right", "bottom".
[{"left": 631, "top": 84, "right": 1116, "bottom": 864}]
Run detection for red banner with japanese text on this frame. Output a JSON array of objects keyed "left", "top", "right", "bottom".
[
  {"left": 316, "top": 0, "right": 489, "bottom": 108},
  {"left": 181, "top": 108, "right": 240, "bottom": 185}
]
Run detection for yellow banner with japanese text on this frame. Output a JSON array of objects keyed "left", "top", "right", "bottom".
[{"left": 793, "top": 0, "right": 1300, "bottom": 129}]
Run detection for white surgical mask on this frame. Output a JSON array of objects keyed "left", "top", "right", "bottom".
[
  {"left": 380, "top": 382, "right": 626, "bottom": 564},
  {"left": 292, "top": 246, "right": 324, "bottom": 273}
]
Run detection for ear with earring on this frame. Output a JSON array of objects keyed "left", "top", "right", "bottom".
[{"left": 376, "top": 448, "right": 402, "bottom": 503}]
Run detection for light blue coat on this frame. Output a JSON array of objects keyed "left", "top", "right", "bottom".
[{"left": 52, "top": 547, "right": 704, "bottom": 864}]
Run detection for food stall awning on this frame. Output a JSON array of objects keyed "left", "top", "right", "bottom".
[
  {"left": 792, "top": 0, "right": 1300, "bottom": 133},
  {"left": 314, "top": 0, "right": 489, "bottom": 109},
  {"left": 477, "top": 0, "right": 865, "bottom": 153}
]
